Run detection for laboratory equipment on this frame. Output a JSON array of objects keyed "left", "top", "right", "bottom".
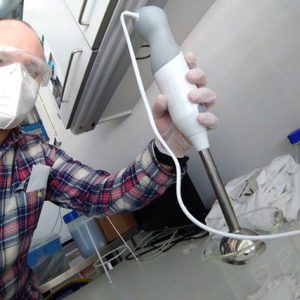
[
  {"left": 63, "top": 210, "right": 113, "bottom": 283},
  {"left": 63, "top": 211, "right": 139, "bottom": 284},
  {"left": 63, "top": 210, "right": 106, "bottom": 258},
  {"left": 121, "top": 6, "right": 265, "bottom": 265},
  {"left": 288, "top": 128, "right": 300, "bottom": 163}
]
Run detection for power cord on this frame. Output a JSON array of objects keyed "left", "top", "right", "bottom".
[
  {"left": 50, "top": 206, "right": 63, "bottom": 235},
  {"left": 125, "top": 226, "right": 208, "bottom": 261}
]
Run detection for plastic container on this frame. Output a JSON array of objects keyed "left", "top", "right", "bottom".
[
  {"left": 27, "top": 233, "right": 66, "bottom": 285},
  {"left": 63, "top": 210, "right": 106, "bottom": 258},
  {"left": 202, "top": 207, "right": 300, "bottom": 300},
  {"left": 288, "top": 128, "right": 300, "bottom": 163}
]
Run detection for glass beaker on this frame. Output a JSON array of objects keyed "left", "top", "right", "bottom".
[{"left": 202, "top": 207, "right": 300, "bottom": 300}]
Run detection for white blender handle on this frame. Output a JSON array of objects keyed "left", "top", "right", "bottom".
[
  {"left": 154, "top": 51, "right": 209, "bottom": 151},
  {"left": 133, "top": 6, "right": 209, "bottom": 151}
]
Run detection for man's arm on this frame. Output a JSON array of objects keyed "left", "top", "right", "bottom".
[
  {"left": 43, "top": 53, "right": 217, "bottom": 217},
  {"left": 43, "top": 140, "right": 179, "bottom": 216}
]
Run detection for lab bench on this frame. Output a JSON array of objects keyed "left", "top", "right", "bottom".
[
  {"left": 40, "top": 226, "right": 138, "bottom": 295},
  {"left": 40, "top": 222, "right": 300, "bottom": 300},
  {"left": 63, "top": 223, "right": 300, "bottom": 300},
  {"left": 64, "top": 237, "right": 236, "bottom": 300}
]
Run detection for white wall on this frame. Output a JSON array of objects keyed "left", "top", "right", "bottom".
[
  {"left": 184, "top": 0, "right": 300, "bottom": 204},
  {"left": 35, "top": 0, "right": 300, "bottom": 242}
]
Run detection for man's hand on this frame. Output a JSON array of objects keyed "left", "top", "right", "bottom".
[{"left": 153, "top": 52, "right": 219, "bottom": 157}]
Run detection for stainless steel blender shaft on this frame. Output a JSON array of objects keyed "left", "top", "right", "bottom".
[
  {"left": 199, "top": 149, "right": 266, "bottom": 265},
  {"left": 199, "top": 148, "right": 241, "bottom": 232}
]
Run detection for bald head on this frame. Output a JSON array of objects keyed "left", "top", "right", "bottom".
[{"left": 0, "top": 19, "right": 44, "bottom": 59}]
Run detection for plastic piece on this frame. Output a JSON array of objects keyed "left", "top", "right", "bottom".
[
  {"left": 63, "top": 211, "right": 106, "bottom": 258},
  {"left": 0, "top": 45, "right": 50, "bottom": 85},
  {"left": 134, "top": 6, "right": 180, "bottom": 74},
  {"left": 288, "top": 128, "right": 300, "bottom": 163},
  {"left": 63, "top": 210, "right": 81, "bottom": 224},
  {"left": 27, "top": 233, "right": 66, "bottom": 285},
  {"left": 27, "top": 233, "right": 62, "bottom": 267},
  {"left": 288, "top": 128, "right": 300, "bottom": 144}
]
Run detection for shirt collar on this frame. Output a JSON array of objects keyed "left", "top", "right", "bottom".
[{"left": 0, "top": 128, "right": 27, "bottom": 157}]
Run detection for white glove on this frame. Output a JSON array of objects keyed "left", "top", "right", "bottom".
[{"left": 153, "top": 52, "right": 218, "bottom": 157}]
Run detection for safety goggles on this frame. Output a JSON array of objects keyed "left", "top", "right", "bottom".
[{"left": 0, "top": 46, "right": 51, "bottom": 86}]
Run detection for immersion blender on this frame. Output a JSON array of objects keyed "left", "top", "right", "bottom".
[{"left": 130, "top": 6, "right": 265, "bottom": 265}]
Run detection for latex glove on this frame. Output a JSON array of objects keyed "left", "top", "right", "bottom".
[{"left": 153, "top": 52, "right": 218, "bottom": 157}]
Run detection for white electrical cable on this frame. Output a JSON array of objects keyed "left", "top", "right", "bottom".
[
  {"left": 135, "top": 229, "right": 178, "bottom": 261},
  {"left": 120, "top": 11, "right": 300, "bottom": 241}
]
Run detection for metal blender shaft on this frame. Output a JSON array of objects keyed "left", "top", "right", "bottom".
[{"left": 199, "top": 148, "right": 241, "bottom": 233}]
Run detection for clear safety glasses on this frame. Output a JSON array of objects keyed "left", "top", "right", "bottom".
[{"left": 0, "top": 46, "right": 51, "bottom": 86}]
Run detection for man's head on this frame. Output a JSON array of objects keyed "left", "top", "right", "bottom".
[
  {"left": 0, "top": 19, "right": 50, "bottom": 86},
  {"left": 0, "top": 19, "right": 44, "bottom": 60},
  {"left": 0, "top": 19, "right": 50, "bottom": 134}
]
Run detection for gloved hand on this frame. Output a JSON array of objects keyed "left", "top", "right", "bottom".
[{"left": 153, "top": 52, "right": 218, "bottom": 157}]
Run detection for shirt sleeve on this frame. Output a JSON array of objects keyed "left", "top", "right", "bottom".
[{"left": 43, "top": 140, "right": 177, "bottom": 216}]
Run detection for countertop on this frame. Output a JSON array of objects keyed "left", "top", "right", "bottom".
[
  {"left": 65, "top": 236, "right": 236, "bottom": 300},
  {"left": 65, "top": 228, "right": 300, "bottom": 300}
]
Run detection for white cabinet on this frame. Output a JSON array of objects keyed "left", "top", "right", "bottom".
[
  {"left": 23, "top": 0, "right": 95, "bottom": 128},
  {"left": 64, "top": 0, "right": 113, "bottom": 49},
  {"left": 23, "top": 0, "right": 167, "bottom": 134}
]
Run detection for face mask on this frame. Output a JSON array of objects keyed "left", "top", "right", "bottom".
[{"left": 0, "top": 63, "right": 40, "bottom": 129}]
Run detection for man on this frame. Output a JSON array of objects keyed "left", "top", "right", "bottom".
[{"left": 0, "top": 19, "right": 218, "bottom": 299}]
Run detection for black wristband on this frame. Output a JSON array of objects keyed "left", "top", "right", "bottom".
[{"left": 153, "top": 143, "right": 189, "bottom": 167}]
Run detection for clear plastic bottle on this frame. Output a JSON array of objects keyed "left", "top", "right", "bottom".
[
  {"left": 288, "top": 128, "right": 300, "bottom": 164},
  {"left": 63, "top": 210, "right": 106, "bottom": 258},
  {"left": 296, "top": 143, "right": 300, "bottom": 164}
]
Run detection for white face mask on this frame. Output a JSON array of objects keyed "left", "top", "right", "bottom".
[{"left": 0, "top": 63, "right": 40, "bottom": 129}]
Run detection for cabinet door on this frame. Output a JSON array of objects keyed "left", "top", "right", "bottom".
[
  {"left": 64, "top": 0, "right": 115, "bottom": 49},
  {"left": 23, "top": 0, "right": 93, "bottom": 128}
]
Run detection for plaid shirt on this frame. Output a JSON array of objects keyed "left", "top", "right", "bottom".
[{"left": 0, "top": 129, "right": 176, "bottom": 299}]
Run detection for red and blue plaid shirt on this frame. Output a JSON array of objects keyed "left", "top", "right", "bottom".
[{"left": 0, "top": 129, "right": 175, "bottom": 299}]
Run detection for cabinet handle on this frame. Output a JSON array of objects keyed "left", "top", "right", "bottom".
[
  {"left": 60, "top": 49, "right": 83, "bottom": 103},
  {"left": 78, "top": 0, "right": 90, "bottom": 26}
]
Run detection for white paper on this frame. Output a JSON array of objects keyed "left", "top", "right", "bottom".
[{"left": 26, "top": 164, "right": 51, "bottom": 192}]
